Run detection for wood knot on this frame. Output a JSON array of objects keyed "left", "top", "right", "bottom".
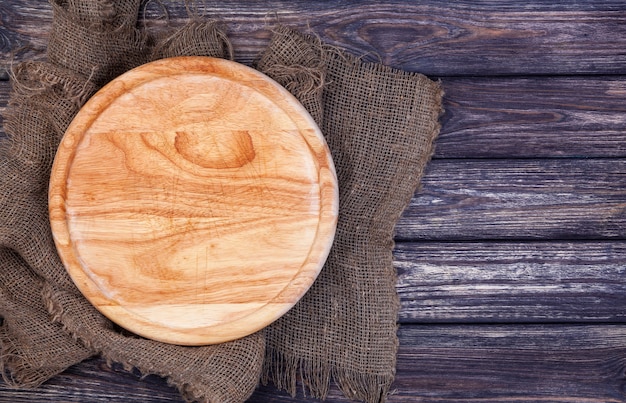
[{"left": 174, "top": 125, "right": 255, "bottom": 169}]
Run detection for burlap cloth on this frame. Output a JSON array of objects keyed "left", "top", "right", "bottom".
[{"left": 0, "top": 1, "right": 442, "bottom": 402}]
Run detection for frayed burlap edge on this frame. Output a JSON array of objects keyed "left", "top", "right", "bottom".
[{"left": 258, "top": 26, "right": 444, "bottom": 403}]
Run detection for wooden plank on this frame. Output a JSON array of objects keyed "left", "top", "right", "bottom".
[
  {"left": 395, "top": 241, "right": 626, "bottom": 323},
  {"left": 2, "top": 325, "right": 625, "bottom": 402},
  {"left": 386, "top": 325, "right": 626, "bottom": 403},
  {"left": 396, "top": 159, "right": 626, "bottom": 241},
  {"left": 252, "top": 325, "right": 626, "bottom": 402},
  {"left": 3, "top": 75, "right": 626, "bottom": 159},
  {"left": 159, "top": 1, "right": 626, "bottom": 76},
  {"left": 438, "top": 76, "right": 626, "bottom": 158},
  {"left": 3, "top": 1, "right": 626, "bottom": 76}
]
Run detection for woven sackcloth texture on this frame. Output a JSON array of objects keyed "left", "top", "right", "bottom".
[
  {"left": 0, "top": 2, "right": 443, "bottom": 403},
  {"left": 257, "top": 27, "right": 442, "bottom": 402}
]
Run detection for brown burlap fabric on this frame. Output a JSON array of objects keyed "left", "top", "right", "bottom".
[
  {"left": 0, "top": 2, "right": 442, "bottom": 402},
  {"left": 257, "top": 27, "right": 442, "bottom": 402}
]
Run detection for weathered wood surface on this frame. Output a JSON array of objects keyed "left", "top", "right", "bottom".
[
  {"left": 2, "top": 1, "right": 626, "bottom": 76},
  {"left": 395, "top": 241, "right": 626, "bottom": 323},
  {"left": 386, "top": 325, "right": 626, "bottom": 403},
  {"left": 1, "top": 0, "right": 626, "bottom": 402},
  {"left": 398, "top": 159, "right": 626, "bottom": 241},
  {"left": 2, "top": 325, "right": 626, "bottom": 403},
  {"left": 439, "top": 76, "right": 626, "bottom": 159}
]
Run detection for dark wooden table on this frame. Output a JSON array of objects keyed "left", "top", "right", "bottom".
[{"left": 2, "top": 1, "right": 626, "bottom": 402}]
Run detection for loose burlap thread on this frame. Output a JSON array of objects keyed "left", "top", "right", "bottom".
[{"left": 0, "top": 2, "right": 443, "bottom": 402}]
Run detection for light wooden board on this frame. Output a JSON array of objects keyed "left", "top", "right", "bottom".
[{"left": 48, "top": 56, "right": 338, "bottom": 345}]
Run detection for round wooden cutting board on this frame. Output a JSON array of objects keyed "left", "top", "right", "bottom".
[{"left": 49, "top": 56, "right": 338, "bottom": 346}]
